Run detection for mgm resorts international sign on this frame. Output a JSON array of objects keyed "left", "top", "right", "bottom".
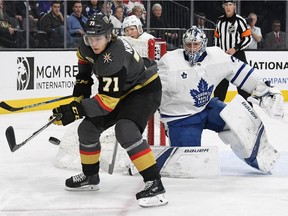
[{"left": 16, "top": 56, "right": 78, "bottom": 91}]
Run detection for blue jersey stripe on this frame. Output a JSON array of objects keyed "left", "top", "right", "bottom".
[
  {"left": 231, "top": 63, "right": 246, "bottom": 83},
  {"left": 238, "top": 67, "right": 254, "bottom": 89}
]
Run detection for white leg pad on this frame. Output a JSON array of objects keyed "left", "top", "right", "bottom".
[
  {"left": 219, "top": 95, "right": 280, "bottom": 173},
  {"left": 124, "top": 146, "right": 219, "bottom": 178},
  {"left": 156, "top": 146, "right": 219, "bottom": 178}
]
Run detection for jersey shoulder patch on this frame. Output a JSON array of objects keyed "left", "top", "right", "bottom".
[{"left": 95, "top": 39, "right": 126, "bottom": 76}]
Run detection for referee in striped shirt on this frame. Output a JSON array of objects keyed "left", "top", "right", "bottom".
[{"left": 214, "top": 0, "right": 252, "bottom": 102}]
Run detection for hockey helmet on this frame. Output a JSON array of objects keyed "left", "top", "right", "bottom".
[
  {"left": 182, "top": 26, "right": 207, "bottom": 66},
  {"left": 222, "top": 0, "right": 236, "bottom": 4},
  {"left": 85, "top": 14, "right": 114, "bottom": 36},
  {"left": 122, "top": 15, "right": 143, "bottom": 35}
]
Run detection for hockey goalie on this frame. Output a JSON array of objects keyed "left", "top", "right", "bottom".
[{"left": 157, "top": 26, "right": 285, "bottom": 175}]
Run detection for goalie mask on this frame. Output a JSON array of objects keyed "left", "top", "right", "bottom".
[
  {"left": 122, "top": 15, "right": 143, "bottom": 36},
  {"left": 83, "top": 14, "right": 114, "bottom": 46},
  {"left": 182, "top": 26, "right": 207, "bottom": 66}
]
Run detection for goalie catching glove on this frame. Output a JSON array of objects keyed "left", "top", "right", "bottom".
[
  {"left": 50, "top": 101, "right": 85, "bottom": 126},
  {"left": 73, "top": 73, "right": 94, "bottom": 99},
  {"left": 248, "top": 82, "right": 284, "bottom": 119}
]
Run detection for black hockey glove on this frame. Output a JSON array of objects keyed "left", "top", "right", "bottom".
[
  {"left": 73, "top": 73, "right": 94, "bottom": 99},
  {"left": 51, "top": 101, "right": 85, "bottom": 126}
]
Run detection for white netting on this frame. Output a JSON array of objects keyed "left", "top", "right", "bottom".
[
  {"left": 119, "top": 36, "right": 166, "bottom": 61},
  {"left": 54, "top": 113, "right": 167, "bottom": 172},
  {"left": 119, "top": 36, "right": 150, "bottom": 58},
  {"left": 54, "top": 37, "right": 167, "bottom": 172},
  {"left": 54, "top": 122, "right": 81, "bottom": 170},
  {"left": 54, "top": 121, "right": 132, "bottom": 172}
]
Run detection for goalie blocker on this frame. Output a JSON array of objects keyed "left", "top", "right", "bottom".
[{"left": 219, "top": 95, "right": 279, "bottom": 173}]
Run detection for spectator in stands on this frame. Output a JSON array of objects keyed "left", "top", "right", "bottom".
[
  {"left": 98, "top": 1, "right": 122, "bottom": 35},
  {"left": 122, "top": 15, "right": 153, "bottom": 40},
  {"left": 111, "top": 0, "right": 127, "bottom": 17},
  {"left": 5, "top": 0, "right": 42, "bottom": 31},
  {"left": 0, "top": 0, "right": 24, "bottom": 48},
  {"left": 5, "top": 0, "right": 31, "bottom": 29},
  {"left": 246, "top": 13, "right": 262, "bottom": 49},
  {"left": 4, "top": 0, "right": 26, "bottom": 29},
  {"left": 114, "top": 6, "right": 125, "bottom": 24},
  {"left": 22, "top": 0, "right": 42, "bottom": 32},
  {"left": 150, "top": 3, "right": 168, "bottom": 31},
  {"left": 124, "top": 0, "right": 146, "bottom": 18},
  {"left": 84, "top": 0, "right": 100, "bottom": 18},
  {"left": 264, "top": 20, "right": 288, "bottom": 49},
  {"left": 38, "top": 1, "right": 51, "bottom": 15},
  {"left": 131, "top": 5, "right": 145, "bottom": 26},
  {"left": 67, "top": 1, "right": 88, "bottom": 46},
  {"left": 4, "top": 0, "right": 45, "bottom": 48},
  {"left": 39, "top": 1, "right": 74, "bottom": 48},
  {"left": 150, "top": 3, "right": 177, "bottom": 50},
  {"left": 196, "top": 12, "right": 206, "bottom": 29},
  {"left": 25, "top": 1, "right": 47, "bottom": 48}
]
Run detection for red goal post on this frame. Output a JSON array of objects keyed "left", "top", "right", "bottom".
[
  {"left": 147, "top": 38, "right": 167, "bottom": 146},
  {"left": 147, "top": 38, "right": 167, "bottom": 61}
]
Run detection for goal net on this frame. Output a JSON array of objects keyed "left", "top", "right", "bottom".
[{"left": 54, "top": 36, "right": 168, "bottom": 172}]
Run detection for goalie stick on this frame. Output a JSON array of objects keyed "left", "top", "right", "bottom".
[
  {"left": 0, "top": 95, "right": 73, "bottom": 112},
  {"left": 48, "top": 136, "right": 119, "bottom": 174},
  {"left": 6, "top": 114, "right": 62, "bottom": 152}
]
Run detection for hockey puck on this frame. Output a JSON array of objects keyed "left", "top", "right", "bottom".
[{"left": 49, "top": 136, "right": 61, "bottom": 145}]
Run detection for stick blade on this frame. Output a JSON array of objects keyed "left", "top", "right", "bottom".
[
  {"left": 5, "top": 126, "right": 21, "bottom": 152},
  {"left": 100, "top": 159, "right": 111, "bottom": 174},
  {"left": 0, "top": 102, "right": 21, "bottom": 111},
  {"left": 100, "top": 141, "right": 118, "bottom": 175}
]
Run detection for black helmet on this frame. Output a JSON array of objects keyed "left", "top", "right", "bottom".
[
  {"left": 85, "top": 14, "right": 114, "bottom": 36},
  {"left": 222, "top": 0, "right": 236, "bottom": 4}
]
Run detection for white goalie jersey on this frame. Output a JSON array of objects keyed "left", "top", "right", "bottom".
[{"left": 158, "top": 46, "right": 263, "bottom": 123}]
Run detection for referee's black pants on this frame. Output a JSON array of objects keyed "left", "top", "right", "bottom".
[{"left": 214, "top": 50, "right": 251, "bottom": 103}]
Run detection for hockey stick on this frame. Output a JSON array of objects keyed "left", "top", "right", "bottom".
[
  {"left": 100, "top": 140, "right": 118, "bottom": 174},
  {"left": 6, "top": 114, "right": 62, "bottom": 152},
  {"left": 0, "top": 95, "right": 73, "bottom": 112}
]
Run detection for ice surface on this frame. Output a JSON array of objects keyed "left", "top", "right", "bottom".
[{"left": 0, "top": 105, "right": 288, "bottom": 216}]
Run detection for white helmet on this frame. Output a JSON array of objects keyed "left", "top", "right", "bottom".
[
  {"left": 122, "top": 15, "right": 143, "bottom": 35},
  {"left": 182, "top": 26, "right": 208, "bottom": 66}
]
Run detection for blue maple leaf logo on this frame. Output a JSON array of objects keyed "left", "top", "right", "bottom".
[{"left": 190, "top": 78, "right": 214, "bottom": 107}]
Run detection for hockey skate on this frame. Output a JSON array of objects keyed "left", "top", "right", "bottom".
[
  {"left": 65, "top": 173, "right": 100, "bottom": 191},
  {"left": 136, "top": 179, "right": 168, "bottom": 207}
]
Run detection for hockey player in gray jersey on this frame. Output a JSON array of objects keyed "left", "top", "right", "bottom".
[
  {"left": 49, "top": 14, "right": 167, "bottom": 208},
  {"left": 158, "top": 26, "right": 285, "bottom": 173}
]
